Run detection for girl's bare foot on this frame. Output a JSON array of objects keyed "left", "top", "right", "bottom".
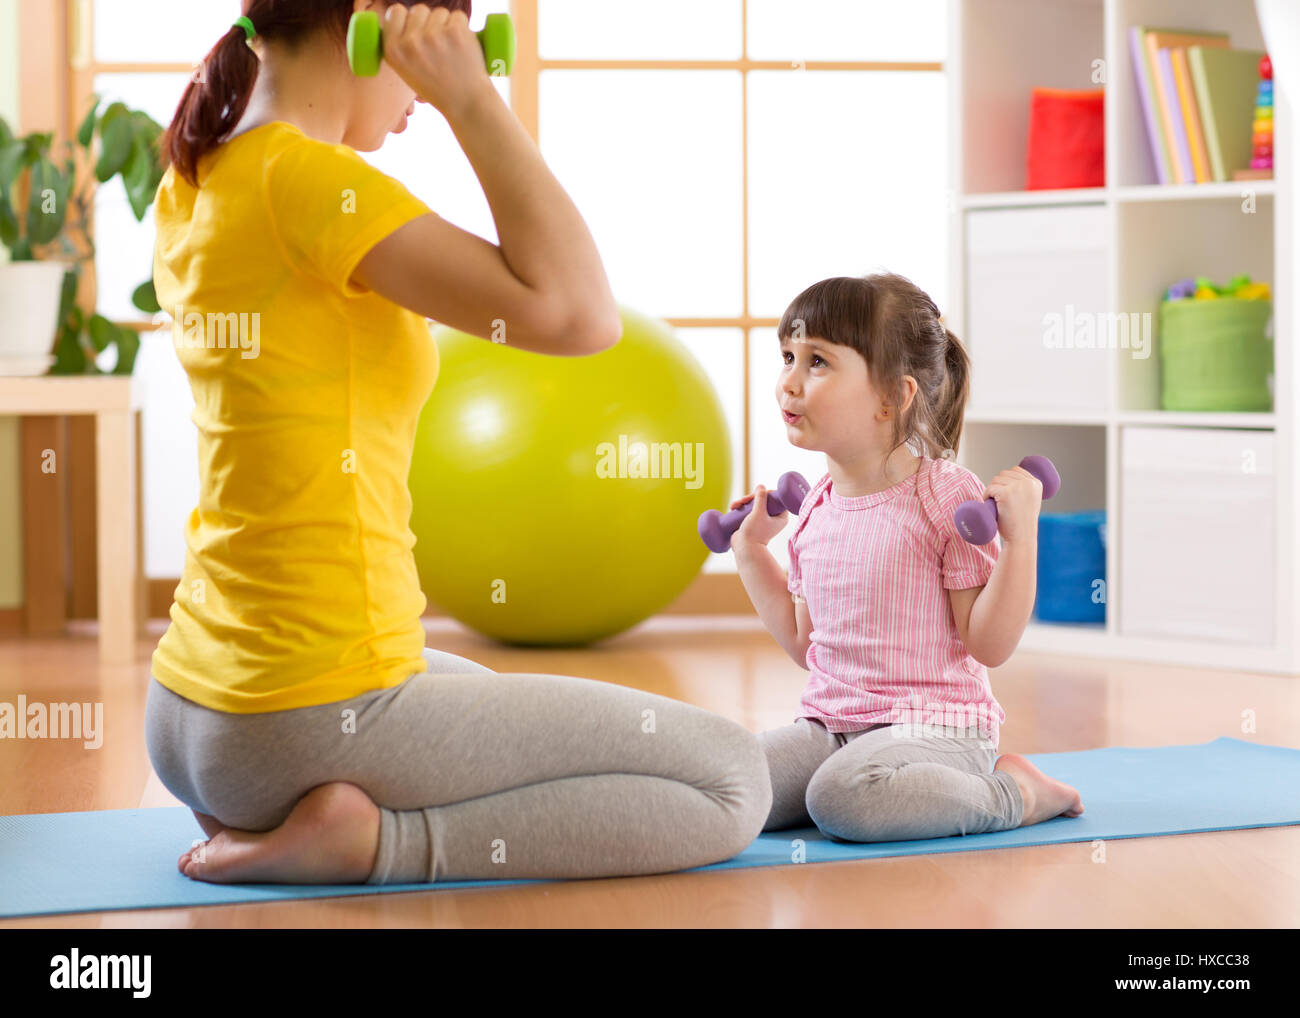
[
  {"left": 177, "top": 782, "right": 381, "bottom": 884},
  {"left": 994, "top": 753, "right": 1085, "bottom": 827}
]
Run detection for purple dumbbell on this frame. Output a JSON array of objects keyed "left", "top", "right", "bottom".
[
  {"left": 699, "top": 471, "right": 811, "bottom": 553},
  {"left": 954, "top": 455, "right": 1060, "bottom": 545}
]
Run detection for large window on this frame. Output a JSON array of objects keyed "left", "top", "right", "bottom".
[{"left": 83, "top": 0, "right": 947, "bottom": 581}]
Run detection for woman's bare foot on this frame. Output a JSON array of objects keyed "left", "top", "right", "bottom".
[
  {"left": 994, "top": 753, "right": 1085, "bottom": 827},
  {"left": 177, "top": 782, "right": 381, "bottom": 884},
  {"left": 192, "top": 810, "right": 226, "bottom": 840}
]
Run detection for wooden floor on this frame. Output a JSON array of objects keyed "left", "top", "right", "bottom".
[{"left": 2, "top": 616, "right": 1298, "bottom": 928}]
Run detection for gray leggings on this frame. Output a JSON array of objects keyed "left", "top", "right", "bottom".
[
  {"left": 145, "top": 648, "right": 772, "bottom": 884},
  {"left": 759, "top": 717, "right": 1023, "bottom": 839}
]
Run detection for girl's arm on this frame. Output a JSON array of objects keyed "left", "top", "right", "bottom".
[
  {"left": 733, "top": 538, "right": 808, "bottom": 667},
  {"left": 955, "top": 537, "right": 1036, "bottom": 667},
  {"left": 730, "top": 485, "right": 809, "bottom": 667},
  {"left": 952, "top": 465, "right": 1043, "bottom": 667}
]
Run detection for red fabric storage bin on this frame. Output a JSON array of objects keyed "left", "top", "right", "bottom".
[{"left": 1025, "top": 87, "right": 1105, "bottom": 189}]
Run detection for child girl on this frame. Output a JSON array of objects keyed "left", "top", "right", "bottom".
[
  {"left": 144, "top": 0, "right": 771, "bottom": 885},
  {"left": 731, "top": 273, "right": 1084, "bottom": 841}
]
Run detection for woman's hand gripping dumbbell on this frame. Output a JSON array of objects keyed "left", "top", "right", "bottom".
[
  {"left": 954, "top": 455, "right": 1060, "bottom": 545},
  {"left": 699, "top": 472, "right": 811, "bottom": 553},
  {"left": 347, "top": 8, "right": 516, "bottom": 78}
]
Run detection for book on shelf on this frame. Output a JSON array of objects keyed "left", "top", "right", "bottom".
[
  {"left": 1154, "top": 46, "right": 1196, "bottom": 183},
  {"left": 1130, "top": 25, "right": 1267, "bottom": 186},
  {"left": 1170, "top": 47, "right": 1213, "bottom": 183},
  {"left": 1130, "top": 27, "right": 1229, "bottom": 185},
  {"left": 1188, "top": 46, "right": 1267, "bottom": 183}
]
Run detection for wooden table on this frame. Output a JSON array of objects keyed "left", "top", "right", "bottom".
[{"left": 1, "top": 374, "right": 148, "bottom": 665}]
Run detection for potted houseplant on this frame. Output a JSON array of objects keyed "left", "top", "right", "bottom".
[{"left": 0, "top": 96, "right": 165, "bottom": 377}]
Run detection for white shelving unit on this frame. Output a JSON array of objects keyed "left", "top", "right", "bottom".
[{"left": 947, "top": 0, "right": 1297, "bottom": 673}]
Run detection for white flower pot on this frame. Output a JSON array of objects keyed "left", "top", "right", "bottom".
[{"left": 0, "top": 261, "right": 72, "bottom": 376}]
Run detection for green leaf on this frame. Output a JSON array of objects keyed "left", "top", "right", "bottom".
[
  {"left": 94, "top": 103, "right": 133, "bottom": 182},
  {"left": 0, "top": 139, "right": 21, "bottom": 193},
  {"left": 111, "top": 324, "right": 141, "bottom": 374},
  {"left": 0, "top": 116, "right": 13, "bottom": 148},
  {"left": 130, "top": 110, "right": 164, "bottom": 144},
  {"left": 87, "top": 313, "right": 117, "bottom": 352},
  {"left": 0, "top": 189, "right": 17, "bottom": 249},
  {"left": 58, "top": 267, "right": 79, "bottom": 311},
  {"left": 132, "top": 277, "right": 161, "bottom": 314},
  {"left": 25, "top": 157, "right": 68, "bottom": 244},
  {"left": 122, "top": 134, "right": 154, "bottom": 220},
  {"left": 130, "top": 111, "right": 167, "bottom": 208},
  {"left": 50, "top": 302, "right": 87, "bottom": 375},
  {"left": 76, "top": 95, "right": 101, "bottom": 148},
  {"left": 22, "top": 133, "right": 53, "bottom": 162},
  {"left": 148, "top": 160, "right": 166, "bottom": 204}
]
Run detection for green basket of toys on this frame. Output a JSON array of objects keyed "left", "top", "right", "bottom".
[{"left": 1159, "top": 275, "right": 1273, "bottom": 411}]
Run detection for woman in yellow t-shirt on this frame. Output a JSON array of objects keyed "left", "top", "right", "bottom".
[{"left": 144, "top": 0, "right": 771, "bottom": 885}]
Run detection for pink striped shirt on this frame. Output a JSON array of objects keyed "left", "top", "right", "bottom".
[{"left": 786, "top": 455, "right": 1006, "bottom": 748}]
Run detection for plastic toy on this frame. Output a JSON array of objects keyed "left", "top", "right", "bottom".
[
  {"left": 1165, "top": 274, "right": 1270, "bottom": 302},
  {"left": 1250, "top": 55, "right": 1273, "bottom": 171}
]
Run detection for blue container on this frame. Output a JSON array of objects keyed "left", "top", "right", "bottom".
[{"left": 1034, "top": 510, "right": 1106, "bottom": 623}]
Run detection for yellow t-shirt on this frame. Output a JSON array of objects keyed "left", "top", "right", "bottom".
[{"left": 150, "top": 121, "right": 438, "bottom": 713}]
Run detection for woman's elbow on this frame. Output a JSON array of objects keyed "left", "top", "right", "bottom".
[
  {"left": 579, "top": 309, "right": 623, "bottom": 354},
  {"left": 527, "top": 298, "right": 621, "bottom": 356},
  {"left": 549, "top": 313, "right": 620, "bottom": 357}
]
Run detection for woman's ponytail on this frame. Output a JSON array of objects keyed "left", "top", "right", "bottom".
[
  {"left": 162, "top": 22, "right": 261, "bottom": 188},
  {"left": 159, "top": 1, "right": 467, "bottom": 189}
]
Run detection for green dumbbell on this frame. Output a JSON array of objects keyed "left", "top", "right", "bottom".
[{"left": 347, "top": 10, "right": 515, "bottom": 78}]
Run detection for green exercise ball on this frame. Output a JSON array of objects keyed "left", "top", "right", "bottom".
[{"left": 409, "top": 305, "right": 730, "bottom": 646}]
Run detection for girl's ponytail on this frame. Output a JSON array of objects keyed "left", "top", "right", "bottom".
[
  {"left": 935, "top": 326, "right": 970, "bottom": 457},
  {"left": 162, "top": 20, "right": 261, "bottom": 188}
]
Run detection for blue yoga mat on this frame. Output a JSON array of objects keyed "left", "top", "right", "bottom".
[{"left": 3, "top": 736, "right": 1297, "bottom": 918}]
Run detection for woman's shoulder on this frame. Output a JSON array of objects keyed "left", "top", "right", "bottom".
[
  {"left": 260, "top": 122, "right": 367, "bottom": 169},
  {"left": 176, "top": 122, "right": 351, "bottom": 196},
  {"left": 204, "top": 122, "right": 372, "bottom": 185},
  {"left": 256, "top": 124, "right": 415, "bottom": 210}
]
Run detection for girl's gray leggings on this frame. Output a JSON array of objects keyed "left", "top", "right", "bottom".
[
  {"left": 759, "top": 717, "right": 1024, "bottom": 839},
  {"left": 144, "top": 648, "right": 774, "bottom": 884}
]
